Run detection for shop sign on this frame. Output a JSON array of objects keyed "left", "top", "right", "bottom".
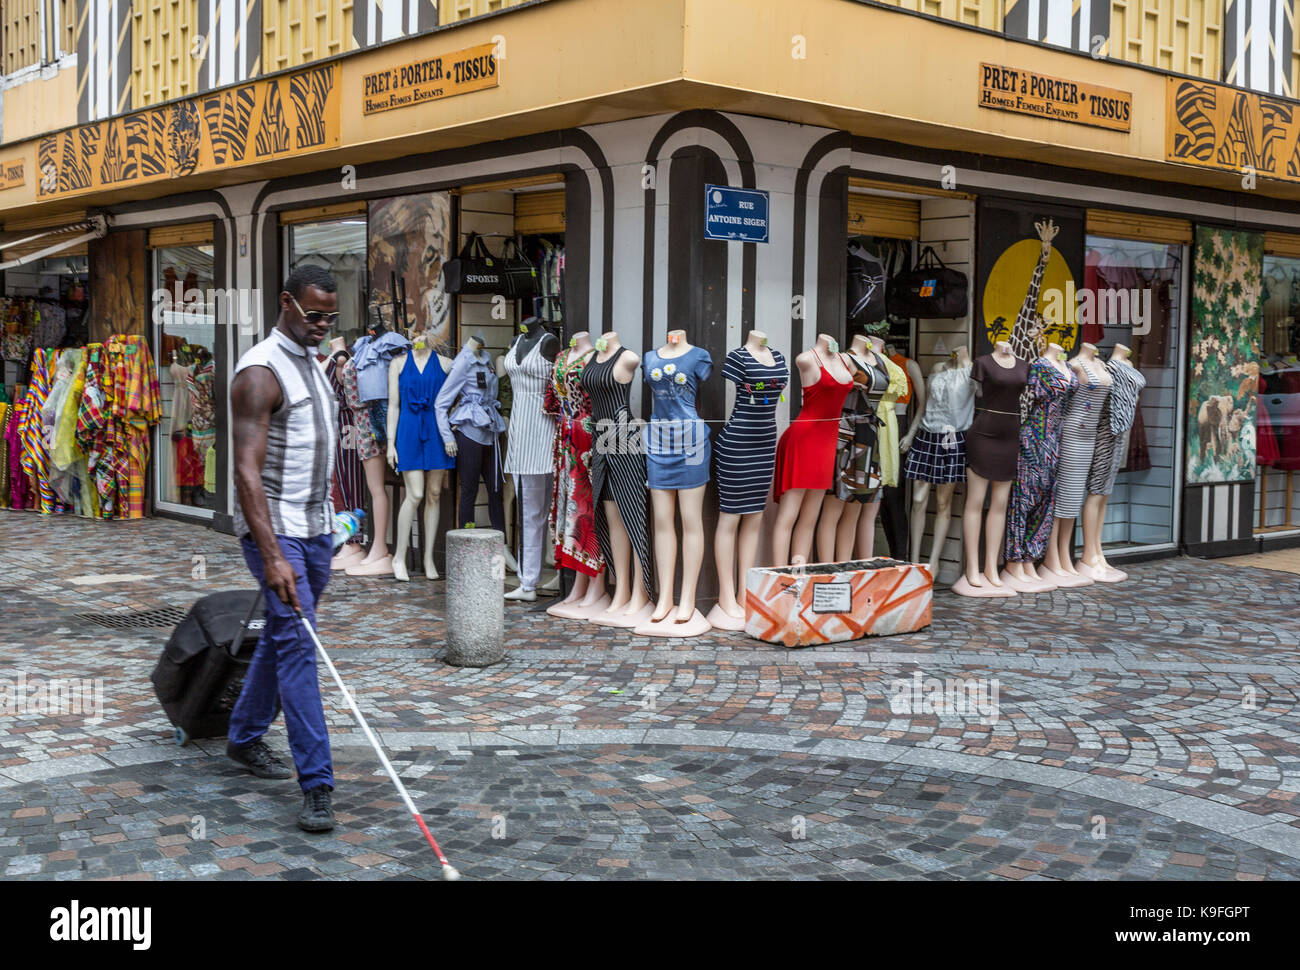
[
  {"left": 36, "top": 64, "right": 340, "bottom": 200},
  {"left": 362, "top": 43, "right": 499, "bottom": 116},
  {"left": 704, "top": 184, "right": 769, "bottom": 243},
  {"left": 1167, "top": 77, "right": 1300, "bottom": 183},
  {"left": 0, "top": 158, "right": 25, "bottom": 191},
  {"left": 978, "top": 63, "right": 1132, "bottom": 132}
]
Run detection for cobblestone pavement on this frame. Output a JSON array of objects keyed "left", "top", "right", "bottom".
[{"left": 1, "top": 513, "right": 1298, "bottom": 880}]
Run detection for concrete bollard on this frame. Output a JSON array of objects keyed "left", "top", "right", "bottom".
[{"left": 444, "top": 528, "right": 506, "bottom": 667}]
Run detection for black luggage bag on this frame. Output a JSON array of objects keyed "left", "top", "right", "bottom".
[{"left": 152, "top": 590, "right": 265, "bottom": 745}]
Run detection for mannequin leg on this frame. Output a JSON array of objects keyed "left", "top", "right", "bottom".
[
  {"left": 650, "top": 488, "right": 678, "bottom": 621},
  {"left": 1044, "top": 517, "right": 1091, "bottom": 585},
  {"left": 735, "top": 512, "right": 762, "bottom": 610},
  {"left": 981, "top": 480, "right": 1012, "bottom": 586},
  {"left": 483, "top": 445, "right": 506, "bottom": 534},
  {"left": 675, "top": 484, "right": 707, "bottom": 622},
  {"left": 818, "top": 495, "right": 845, "bottom": 562},
  {"left": 960, "top": 471, "right": 990, "bottom": 587},
  {"left": 772, "top": 489, "right": 807, "bottom": 566},
  {"left": 880, "top": 483, "right": 909, "bottom": 560},
  {"left": 909, "top": 480, "right": 931, "bottom": 565},
  {"left": 360, "top": 456, "right": 389, "bottom": 561},
  {"left": 392, "top": 470, "right": 425, "bottom": 582},
  {"left": 790, "top": 490, "right": 824, "bottom": 564},
  {"left": 853, "top": 497, "right": 882, "bottom": 560},
  {"left": 454, "top": 430, "right": 483, "bottom": 531},
  {"left": 928, "top": 483, "right": 957, "bottom": 575},
  {"left": 603, "top": 498, "right": 633, "bottom": 613},
  {"left": 503, "top": 472, "right": 516, "bottom": 561},
  {"left": 714, "top": 511, "right": 743, "bottom": 618},
  {"left": 834, "top": 500, "right": 863, "bottom": 561},
  {"left": 422, "top": 470, "right": 446, "bottom": 580}
]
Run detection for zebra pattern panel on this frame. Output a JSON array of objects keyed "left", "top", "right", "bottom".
[
  {"left": 1002, "top": 0, "right": 1111, "bottom": 55},
  {"left": 76, "top": 0, "right": 133, "bottom": 124},
  {"left": 1223, "top": 0, "right": 1294, "bottom": 97}
]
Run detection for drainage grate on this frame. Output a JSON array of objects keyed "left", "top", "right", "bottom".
[{"left": 74, "top": 606, "right": 191, "bottom": 630}]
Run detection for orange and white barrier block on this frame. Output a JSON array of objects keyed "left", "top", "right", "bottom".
[{"left": 744, "top": 559, "right": 933, "bottom": 647}]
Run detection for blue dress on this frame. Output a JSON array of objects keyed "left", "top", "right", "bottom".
[
  {"left": 642, "top": 346, "right": 713, "bottom": 490},
  {"left": 394, "top": 352, "right": 455, "bottom": 472}
]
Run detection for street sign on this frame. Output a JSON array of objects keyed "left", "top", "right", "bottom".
[{"left": 704, "top": 184, "right": 769, "bottom": 243}]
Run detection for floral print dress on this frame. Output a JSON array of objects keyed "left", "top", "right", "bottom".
[
  {"left": 1005, "top": 358, "right": 1077, "bottom": 562},
  {"left": 544, "top": 348, "right": 604, "bottom": 576}
]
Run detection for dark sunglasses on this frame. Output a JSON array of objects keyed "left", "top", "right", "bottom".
[{"left": 290, "top": 294, "right": 340, "bottom": 327}]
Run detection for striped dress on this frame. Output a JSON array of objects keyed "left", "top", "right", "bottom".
[
  {"left": 1053, "top": 357, "right": 1110, "bottom": 521},
  {"left": 1087, "top": 359, "right": 1147, "bottom": 497},
  {"left": 714, "top": 347, "right": 788, "bottom": 514},
  {"left": 502, "top": 335, "right": 557, "bottom": 475},
  {"left": 1005, "top": 359, "right": 1076, "bottom": 561}
]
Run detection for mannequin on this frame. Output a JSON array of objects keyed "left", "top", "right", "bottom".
[
  {"left": 436, "top": 334, "right": 507, "bottom": 539},
  {"left": 325, "top": 336, "right": 363, "bottom": 569},
  {"left": 494, "top": 352, "right": 519, "bottom": 575},
  {"left": 1001, "top": 342, "right": 1076, "bottom": 592},
  {"left": 884, "top": 343, "right": 927, "bottom": 559},
  {"left": 771, "top": 333, "right": 856, "bottom": 566},
  {"left": 709, "top": 329, "right": 788, "bottom": 630},
  {"left": 546, "top": 330, "right": 610, "bottom": 619},
  {"left": 387, "top": 329, "right": 456, "bottom": 582},
  {"left": 502, "top": 317, "right": 559, "bottom": 601},
  {"left": 817, "top": 333, "right": 893, "bottom": 562},
  {"left": 1043, "top": 341, "right": 1111, "bottom": 587},
  {"left": 952, "top": 339, "right": 1027, "bottom": 597},
  {"left": 583, "top": 330, "right": 656, "bottom": 627},
  {"left": 1077, "top": 344, "right": 1146, "bottom": 583},
  {"left": 635, "top": 328, "right": 712, "bottom": 635},
  {"left": 906, "top": 346, "right": 973, "bottom": 577}
]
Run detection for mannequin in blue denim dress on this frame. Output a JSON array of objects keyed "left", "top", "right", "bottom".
[{"left": 636, "top": 331, "right": 714, "bottom": 636}]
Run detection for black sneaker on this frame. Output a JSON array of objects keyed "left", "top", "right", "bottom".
[
  {"left": 298, "top": 785, "right": 335, "bottom": 832},
  {"left": 226, "top": 739, "right": 293, "bottom": 779}
]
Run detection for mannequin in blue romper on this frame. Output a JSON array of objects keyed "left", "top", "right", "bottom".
[{"left": 637, "top": 331, "right": 714, "bottom": 632}]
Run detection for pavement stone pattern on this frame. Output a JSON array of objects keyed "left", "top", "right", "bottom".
[{"left": 0, "top": 513, "right": 1298, "bottom": 880}]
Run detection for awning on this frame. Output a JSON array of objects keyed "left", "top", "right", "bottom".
[{"left": 0, "top": 215, "right": 108, "bottom": 270}]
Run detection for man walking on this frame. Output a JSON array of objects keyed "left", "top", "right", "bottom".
[{"left": 227, "top": 265, "right": 341, "bottom": 832}]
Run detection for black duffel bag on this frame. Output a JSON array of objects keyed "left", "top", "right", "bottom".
[
  {"left": 886, "top": 245, "right": 968, "bottom": 319},
  {"left": 443, "top": 233, "right": 538, "bottom": 298}
]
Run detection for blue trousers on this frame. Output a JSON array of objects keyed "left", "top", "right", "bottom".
[{"left": 229, "top": 534, "right": 334, "bottom": 792}]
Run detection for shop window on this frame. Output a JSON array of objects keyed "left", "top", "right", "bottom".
[
  {"left": 286, "top": 218, "right": 367, "bottom": 354},
  {"left": 1081, "top": 235, "right": 1184, "bottom": 548},
  {"left": 1256, "top": 254, "right": 1300, "bottom": 532},
  {"left": 153, "top": 244, "right": 217, "bottom": 514}
]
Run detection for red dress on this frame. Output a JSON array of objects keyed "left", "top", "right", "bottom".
[{"left": 773, "top": 351, "right": 855, "bottom": 501}]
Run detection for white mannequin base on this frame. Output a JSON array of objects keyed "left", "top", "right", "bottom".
[
  {"left": 590, "top": 603, "right": 654, "bottom": 628},
  {"left": 331, "top": 545, "right": 364, "bottom": 570},
  {"left": 950, "top": 576, "right": 1017, "bottom": 598},
  {"left": 634, "top": 608, "right": 712, "bottom": 638},
  {"left": 346, "top": 555, "right": 393, "bottom": 577},
  {"left": 998, "top": 569, "right": 1054, "bottom": 594},
  {"left": 548, "top": 593, "right": 611, "bottom": 619},
  {"left": 705, "top": 604, "right": 747, "bottom": 631},
  {"left": 1029, "top": 569, "right": 1061, "bottom": 591},
  {"left": 1076, "top": 559, "right": 1126, "bottom": 583},
  {"left": 1041, "top": 566, "right": 1093, "bottom": 588},
  {"left": 504, "top": 586, "right": 537, "bottom": 602}
]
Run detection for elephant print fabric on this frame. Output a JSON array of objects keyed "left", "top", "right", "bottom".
[{"left": 1186, "top": 227, "right": 1263, "bottom": 484}]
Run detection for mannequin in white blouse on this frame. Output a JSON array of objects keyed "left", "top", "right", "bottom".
[
  {"left": 908, "top": 346, "right": 971, "bottom": 576},
  {"left": 1077, "top": 343, "right": 1136, "bottom": 583}
]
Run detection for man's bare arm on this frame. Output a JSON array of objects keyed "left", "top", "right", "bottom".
[{"left": 231, "top": 366, "right": 301, "bottom": 611}]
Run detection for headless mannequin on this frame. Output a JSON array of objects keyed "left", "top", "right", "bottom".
[
  {"left": 1000, "top": 342, "right": 1070, "bottom": 593},
  {"left": 636, "top": 328, "right": 711, "bottom": 636},
  {"left": 952, "top": 339, "right": 1018, "bottom": 598},
  {"left": 708, "top": 329, "right": 777, "bottom": 632},
  {"left": 547, "top": 330, "right": 612, "bottom": 618},
  {"left": 1043, "top": 341, "right": 1110, "bottom": 587},
  {"left": 772, "top": 333, "right": 855, "bottom": 566},
  {"left": 387, "top": 334, "right": 454, "bottom": 582},
  {"left": 1077, "top": 343, "right": 1133, "bottom": 583},
  {"left": 909, "top": 346, "right": 971, "bottom": 576},
  {"left": 507, "top": 320, "right": 561, "bottom": 597},
  {"left": 494, "top": 350, "right": 519, "bottom": 575},
  {"left": 817, "top": 333, "right": 888, "bottom": 561},
  {"left": 588, "top": 330, "right": 654, "bottom": 627},
  {"left": 888, "top": 345, "right": 927, "bottom": 558},
  {"left": 328, "top": 336, "right": 366, "bottom": 569}
]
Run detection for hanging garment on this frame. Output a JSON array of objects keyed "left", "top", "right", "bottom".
[
  {"left": 874, "top": 354, "right": 910, "bottom": 489},
  {"left": 106, "top": 335, "right": 162, "bottom": 519},
  {"left": 1258, "top": 398, "right": 1282, "bottom": 466},
  {"left": 831, "top": 350, "right": 890, "bottom": 502},
  {"left": 544, "top": 348, "right": 603, "bottom": 576},
  {"left": 1053, "top": 357, "right": 1111, "bottom": 520},
  {"left": 1006, "top": 359, "right": 1077, "bottom": 562},
  {"left": 21, "top": 349, "right": 60, "bottom": 513},
  {"left": 325, "top": 351, "right": 365, "bottom": 511},
  {"left": 76, "top": 344, "right": 115, "bottom": 518},
  {"left": 967, "top": 354, "right": 1029, "bottom": 482},
  {"left": 1087, "top": 359, "right": 1148, "bottom": 497},
  {"left": 642, "top": 346, "right": 713, "bottom": 491},
  {"left": 352, "top": 331, "right": 413, "bottom": 403},
  {"left": 0, "top": 401, "right": 9, "bottom": 507},
  {"left": 714, "top": 346, "right": 789, "bottom": 515},
  {"left": 581, "top": 346, "right": 655, "bottom": 598},
  {"left": 393, "top": 351, "right": 455, "bottom": 473},
  {"left": 773, "top": 350, "right": 856, "bottom": 501}
]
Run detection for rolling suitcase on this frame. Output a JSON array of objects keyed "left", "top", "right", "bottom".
[{"left": 151, "top": 590, "right": 265, "bottom": 746}]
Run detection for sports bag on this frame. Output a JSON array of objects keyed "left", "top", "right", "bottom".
[
  {"left": 886, "top": 245, "right": 968, "bottom": 319},
  {"left": 443, "top": 233, "right": 538, "bottom": 298}
]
